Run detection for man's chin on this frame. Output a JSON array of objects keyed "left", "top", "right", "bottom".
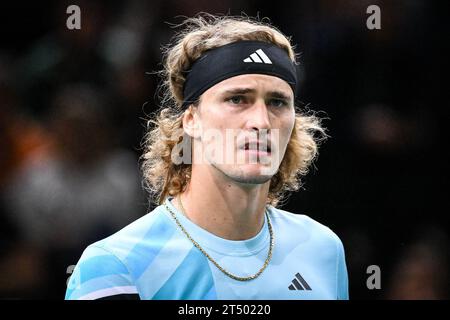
[
  {"left": 210, "top": 161, "right": 279, "bottom": 185},
  {"left": 242, "top": 162, "right": 279, "bottom": 177},
  {"left": 227, "top": 167, "right": 276, "bottom": 185}
]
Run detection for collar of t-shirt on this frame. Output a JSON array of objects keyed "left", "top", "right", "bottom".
[{"left": 163, "top": 197, "right": 270, "bottom": 257}]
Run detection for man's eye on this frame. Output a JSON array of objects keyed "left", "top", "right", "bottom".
[
  {"left": 268, "top": 99, "right": 288, "bottom": 107},
  {"left": 227, "top": 96, "right": 245, "bottom": 105}
]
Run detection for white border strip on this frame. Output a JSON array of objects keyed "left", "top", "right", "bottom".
[{"left": 78, "top": 285, "right": 138, "bottom": 300}]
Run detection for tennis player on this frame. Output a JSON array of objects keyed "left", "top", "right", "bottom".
[{"left": 66, "top": 14, "right": 349, "bottom": 300}]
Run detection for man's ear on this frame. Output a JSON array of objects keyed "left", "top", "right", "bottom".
[{"left": 182, "top": 105, "right": 201, "bottom": 139}]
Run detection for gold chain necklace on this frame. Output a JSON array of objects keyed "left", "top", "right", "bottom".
[{"left": 163, "top": 196, "right": 274, "bottom": 281}]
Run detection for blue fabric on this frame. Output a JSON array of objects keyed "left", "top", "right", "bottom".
[{"left": 66, "top": 197, "right": 349, "bottom": 300}]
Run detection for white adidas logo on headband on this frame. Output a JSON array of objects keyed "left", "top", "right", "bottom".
[{"left": 243, "top": 49, "right": 273, "bottom": 64}]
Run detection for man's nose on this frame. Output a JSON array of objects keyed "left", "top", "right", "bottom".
[{"left": 246, "top": 99, "right": 271, "bottom": 131}]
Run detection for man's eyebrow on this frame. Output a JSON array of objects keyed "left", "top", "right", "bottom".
[
  {"left": 220, "top": 88, "right": 256, "bottom": 95},
  {"left": 220, "top": 88, "right": 292, "bottom": 100},
  {"left": 268, "top": 91, "right": 292, "bottom": 101}
]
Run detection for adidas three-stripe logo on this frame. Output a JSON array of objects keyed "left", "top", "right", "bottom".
[
  {"left": 288, "top": 273, "right": 312, "bottom": 291},
  {"left": 243, "top": 49, "right": 272, "bottom": 64}
]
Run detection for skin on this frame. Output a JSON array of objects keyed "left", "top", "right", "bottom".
[{"left": 172, "top": 74, "right": 295, "bottom": 240}]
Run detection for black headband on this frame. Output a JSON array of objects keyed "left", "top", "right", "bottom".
[{"left": 182, "top": 41, "right": 297, "bottom": 109}]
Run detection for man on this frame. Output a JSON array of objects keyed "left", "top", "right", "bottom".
[{"left": 66, "top": 14, "right": 349, "bottom": 300}]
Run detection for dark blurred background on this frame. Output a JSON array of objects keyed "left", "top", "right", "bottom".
[{"left": 0, "top": 0, "right": 448, "bottom": 299}]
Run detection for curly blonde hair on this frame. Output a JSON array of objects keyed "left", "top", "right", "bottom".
[{"left": 141, "top": 14, "right": 327, "bottom": 207}]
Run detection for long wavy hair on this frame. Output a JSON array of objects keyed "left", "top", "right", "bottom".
[{"left": 141, "top": 14, "right": 327, "bottom": 207}]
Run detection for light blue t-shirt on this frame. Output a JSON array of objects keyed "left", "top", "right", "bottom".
[{"left": 66, "top": 197, "right": 349, "bottom": 300}]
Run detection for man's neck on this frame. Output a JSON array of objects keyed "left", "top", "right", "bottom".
[{"left": 172, "top": 167, "right": 270, "bottom": 241}]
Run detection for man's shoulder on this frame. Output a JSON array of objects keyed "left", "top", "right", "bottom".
[
  {"left": 88, "top": 205, "right": 175, "bottom": 259},
  {"left": 269, "top": 206, "right": 343, "bottom": 246}
]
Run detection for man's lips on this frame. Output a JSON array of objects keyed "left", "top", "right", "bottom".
[
  {"left": 239, "top": 140, "right": 272, "bottom": 153},
  {"left": 241, "top": 149, "right": 271, "bottom": 157}
]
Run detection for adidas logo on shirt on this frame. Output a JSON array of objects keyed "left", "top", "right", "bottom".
[
  {"left": 288, "top": 273, "right": 312, "bottom": 291},
  {"left": 243, "top": 49, "right": 273, "bottom": 64}
]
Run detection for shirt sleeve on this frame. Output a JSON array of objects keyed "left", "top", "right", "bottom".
[
  {"left": 65, "top": 245, "right": 139, "bottom": 300},
  {"left": 336, "top": 238, "right": 349, "bottom": 300}
]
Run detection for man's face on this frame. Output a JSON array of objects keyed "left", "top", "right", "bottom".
[{"left": 191, "top": 74, "right": 295, "bottom": 185}]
